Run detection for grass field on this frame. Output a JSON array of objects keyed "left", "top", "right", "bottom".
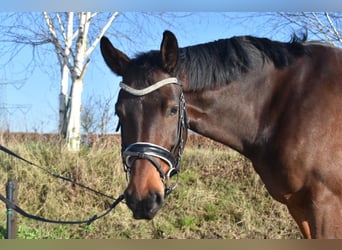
[{"left": 0, "top": 134, "right": 301, "bottom": 239}]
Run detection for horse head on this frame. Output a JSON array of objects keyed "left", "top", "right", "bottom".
[{"left": 100, "top": 31, "right": 187, "bottom": 219}]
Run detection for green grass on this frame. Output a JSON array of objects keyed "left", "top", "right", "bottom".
[{"left": 0, "top": 137, "right": 301, "bottom": 239}]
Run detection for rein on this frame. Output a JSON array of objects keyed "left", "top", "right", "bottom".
[
  {"left": 119, "top": 77, "right": 188, "bottom": 197},
  {"left": 0, "top": 144, "right": 124, "bottom": 225}
]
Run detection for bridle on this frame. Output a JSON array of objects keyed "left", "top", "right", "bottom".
[{"left": 119, "top": 77, "right": 188, "bottom": 197}]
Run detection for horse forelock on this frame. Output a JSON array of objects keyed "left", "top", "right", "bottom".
[{"left": 124, "top": 51, "right": 163, "bottom": 88}]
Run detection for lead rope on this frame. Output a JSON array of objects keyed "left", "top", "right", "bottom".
[
  {"left": 0, "top": 144, "right": 125, "bottom": 225},
  {"left": 0, "top": 192, "right": 124, "bottom": 225}
]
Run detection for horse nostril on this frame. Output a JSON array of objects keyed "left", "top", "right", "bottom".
[
  {"left": 147, "top": 191, "right": 163, "bottom": 214},
  {"left": 151, "top": 191, "right": 163, "bottom": 208}
]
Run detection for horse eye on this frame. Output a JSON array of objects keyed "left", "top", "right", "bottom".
[{"left": 168, "top": 105, "right": 179, "bottom": 116}]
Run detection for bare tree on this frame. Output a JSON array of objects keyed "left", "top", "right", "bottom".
[
  {"left": 81, "top": 95, "right": 116, "bottom": 135},
  {"left": 275, "top": 12, "right": 342, "bottom": 46},
  {"left": 0, "top": 12, "right": 197, "bottom": 150},
  {"left": 80, "top": 96, "right": 97, "bottom": 135},
  {"left": 0, "top": 12, "right": 118, "bottom": 150},
  {"left": 43, "top": 12, "right": 118, "bottom": 150}
]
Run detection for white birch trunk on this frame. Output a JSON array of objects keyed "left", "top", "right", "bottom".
[
  {"left": 58, "top": 63, "right": 70, "bottom": 134},
  {"left": 58, "top": 13, "right": 74, "bottom": 135},
  {"left": 44, "top": 11, "right": 118, "bottom": 151},
  {"left": 66, "top": 12, "right": 89, "bottom": 151},
  {"left": 66, "top": 78, "right": 83, "bottom": 150}
]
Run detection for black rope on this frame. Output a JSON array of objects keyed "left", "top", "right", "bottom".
[
  {"left": 0, "top": 144, "right": 125, "bottom": 225},
  {"left": 0, "top": 144, "right": 116, "bottom": 200},
  {"left": 0, "top": 192, "right": 124, "bottom": 225}
]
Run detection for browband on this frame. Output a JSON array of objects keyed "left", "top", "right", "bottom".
[{"left": 119, "top": 77, "right": 179, "bottom": 96}]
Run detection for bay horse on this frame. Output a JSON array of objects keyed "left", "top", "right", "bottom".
[{"left": 100, "top": 30, "right": 342, "bottom": 239}]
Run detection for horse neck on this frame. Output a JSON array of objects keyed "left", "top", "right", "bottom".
[{"left": 182, "top": 64, "right": 279, "bottom": 157}]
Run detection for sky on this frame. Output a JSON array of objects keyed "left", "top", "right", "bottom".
[
  {"left": 1, "top": 1, "right": 342, "bottom": 133},
  {"left": 1, "top": 1, "right": 341, "bottom": 12}
]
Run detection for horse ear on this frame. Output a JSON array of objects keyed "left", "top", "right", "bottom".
[
  {"left": 100, "top": 36, "right": 130, "bottom": 76},
  {"left": 160, "top": 30, "right": 179, "bottom": 73}
]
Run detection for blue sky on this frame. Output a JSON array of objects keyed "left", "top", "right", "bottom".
[
  {"left": 1, "top": 1, "right": 342, "bottom": 133},
  {"left": 2, "top": 1, "right": 341, "bottom": 12},
  {"left": 1, "top": 12, "right": 300, "bottom": 133}
]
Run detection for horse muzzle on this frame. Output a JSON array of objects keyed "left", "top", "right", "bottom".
[{"left": 124, "top": 188, "right": 164, "bottom": 220}]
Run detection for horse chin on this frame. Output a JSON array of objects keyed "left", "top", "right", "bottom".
[
  {"left": 130, "top": 204, "right": 161, "bottom": 220},
  {"left": 132, "top": 209, "right": 159, "bottom": 220}
]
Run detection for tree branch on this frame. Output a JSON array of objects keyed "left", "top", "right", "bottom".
[
  {"left": 324, "top": 12, "right": 342, "bottom": 44},
  {"left": 56, "top": 13, "right": 67, "bottom": 41},
  {"left": 78, "top": 58, "right": 90, "bottom": 80},
  {"left": 85, "top": 12, "right": 119, "bottom": 58},
  {"left": 43, "top": 11, "right": 74, "bottom": 72}
]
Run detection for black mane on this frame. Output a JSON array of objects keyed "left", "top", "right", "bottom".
[
  {"left": 178, "top": 34, "right": 308, "bottom": 91},
  {"left": 132, "top": 34, "right": 308, "bottom": 91}
]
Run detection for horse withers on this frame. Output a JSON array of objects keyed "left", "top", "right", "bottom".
[{"left": 100, "top": 30, "right": 342, "bottom": 238}]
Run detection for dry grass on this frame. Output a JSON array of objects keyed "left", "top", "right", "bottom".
[{"left": 0, "top": 135, "right": 301, "bottom": 239}]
